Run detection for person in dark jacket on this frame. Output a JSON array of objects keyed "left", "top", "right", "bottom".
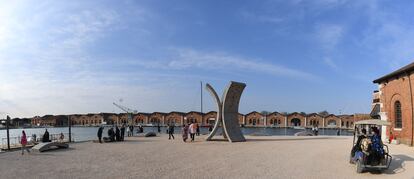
[
  {"left": 115, "top": 126, "right": 121, "bottom": 141},
  {"left": 42, "top": 129, "right": 50, "bottom": 142},
  {"left": 196, "top": 124, "right": 200, "bottom": 136},
  {"left": 168, "top": 124, "right": 175, "bottom": 140},
  {"left": 108, "top": 127, "right": 115, "bottom": 142},
  {"left": 97, "top": 126, "right": 104, "bottom": 143},
  {"left": 120, "top": 125, "right": 125, "bottom": 141}
]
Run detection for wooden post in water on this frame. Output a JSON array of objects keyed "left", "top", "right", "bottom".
[{"left": 6, "top": 115, "right": 10, "bottom": 150}]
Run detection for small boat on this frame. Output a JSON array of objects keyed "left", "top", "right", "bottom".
[{"left": 293, "top": 126, "right": 305, "bottom": 130}]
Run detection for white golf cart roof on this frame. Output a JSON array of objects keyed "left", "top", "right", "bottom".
[{"left": 354, "top": 119, "right": 390, "bottom": 126}]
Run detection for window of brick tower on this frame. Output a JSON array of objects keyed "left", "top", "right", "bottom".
[{"left": 395, "top": 101, "right": 402, "bottom": 128}]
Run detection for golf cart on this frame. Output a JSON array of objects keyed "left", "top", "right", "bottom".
[{"left": 349, "top": 119, "right": 392, "bottom": 173}]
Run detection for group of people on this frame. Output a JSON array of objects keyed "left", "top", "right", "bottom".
[
  {"left": 351, "top": 126, "right": 385, "bottom": 164},
  {"left": 181, "top": 122, "right": 199, "bottom": 142},
  {"left": 311, "top": 125, "right": 319, "bottom": 136},
  {"left": 19, "top": 129, "right": 65, "bottom": 155},
  {"left": 97, "top": 124, "right": 145, "bottom": 143}
]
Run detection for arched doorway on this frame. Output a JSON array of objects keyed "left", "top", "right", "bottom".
[{"left": 291, "top": 118, "right": 301, "bottom": 126}]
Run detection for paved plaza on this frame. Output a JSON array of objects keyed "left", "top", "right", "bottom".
[{"left": 1, "top": 135, "right": 414, "bottom": 179}]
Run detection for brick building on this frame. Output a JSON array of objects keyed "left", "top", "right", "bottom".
[
  {"left": 27, "top": 111, "right": 365, "bottom": 129},
  {"left": 373, "top": 62, "right": 414, "bottom": 145}
]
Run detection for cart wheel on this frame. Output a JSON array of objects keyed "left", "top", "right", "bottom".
[{"left": 356, "top": 160, "right": 364, "bottom": 173}]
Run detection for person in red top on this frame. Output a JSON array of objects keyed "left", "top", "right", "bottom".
[{"left": 20, "top": 130, "right": 30, "bottom": 155}]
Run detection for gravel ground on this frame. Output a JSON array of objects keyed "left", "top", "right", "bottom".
[{"left": 1, "top": 135, "right": 414, "bottom": 179}]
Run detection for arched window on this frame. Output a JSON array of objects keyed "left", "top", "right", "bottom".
[{"left": 395, "top": 101, "right": 402, "bottom": 128}]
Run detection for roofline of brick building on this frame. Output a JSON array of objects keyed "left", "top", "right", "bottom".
[{"left": 373, "top": 62, "right": 414, "bottom": 83}]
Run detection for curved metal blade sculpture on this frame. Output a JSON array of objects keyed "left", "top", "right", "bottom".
[{"left": 206, "top": 81, "right": 246, "bottom": 142}]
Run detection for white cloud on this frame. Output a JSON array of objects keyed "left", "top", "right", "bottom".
[
  {"left": 315, "top": 24, "right": 344, "bottom": 51},
  {"left": 323, "top": 57, "right": 338, "bottom": 70},
  {"left": 151, "top": 48, "right": 319, "bottom": 80}
]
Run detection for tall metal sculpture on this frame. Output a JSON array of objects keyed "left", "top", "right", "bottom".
[{"left": 206, "top": 81, "right": 246, "bottom": 142}]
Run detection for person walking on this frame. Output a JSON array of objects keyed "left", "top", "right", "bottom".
[
  {"left": 168, "top": 123, "right": 175, "bottom": 140},
  {"left": 97, "top": 126, "right": 104, "bottom": 143},
  {"left": 131, "top": 125, "right": 134, "bottom": 136},
  {"left": 126, "top": 125, "right": 130, "bottom": 137},
  {"left": 20, "top": 130, "right": 30, "bottom": 155},
  {"left": 182, "top": 124, "right": 189, "bottom": 142},
  {"left": 189, "top": 123, "right": 196, "bottom": 142}
]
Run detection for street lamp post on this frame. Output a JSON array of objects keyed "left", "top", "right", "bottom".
[{"left": 6, "top": 115, "right": 10, "bottom": 150}]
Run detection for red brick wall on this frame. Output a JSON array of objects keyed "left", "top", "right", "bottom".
[
  {"left": 307, "top": 114, "right": 323, "bottom": 127},
  {"left": 379, "top": 73, "right": 414, "bottom": 145},
  {"left": 245, "top": 112, "right": 264, "bottom": 126},
  {"left": 203, "top": 111, "right": 217, "bottom": 125},
  {"left": 324, "top": 115, "right": 341, "bottom": 128},
  {"left": 133, "top": 114, "right": 148, "bottom": 125},
  {"left": 266, "top": 113, "right": 285, "bottom": 127},
  {"left": 165, "top": 113, "right": 183, "bottom": 125},
  {"left": 149, "top": 113, "right": 165, "bottom": 125},
  {"left": 287, "top": 113, "right": 305, "bottom": 127},
  {"left": 185, "top": 112, "right": 202, "bottom": 124}
]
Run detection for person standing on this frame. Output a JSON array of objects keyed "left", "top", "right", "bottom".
[
  {"left": 189, "top": 123, "right": 196, "bottom": 142},
  {"left": 126, "top": 125, "right": 130, "bottom": 137},
  {"left": 315, "top": 126, "right": 319, "bottom": 136},
  {"left": 115, "top": 126, "right": 121, "bottom": 141},
  {"left": 97, "top": 126, "right": 104, "bottom": 143},
  {"left": 168, "top": 123, "right": 175, "bottom": 140},
  {"left": 208, "top": 124, "right": 213, "bottom": 132},
  {"left": 42, "top": 129, "right": 50, "bottom": 142},
  {"left": 196, "top": 123, "right": 200, "bottom": 136},
  {"left": 182, "top": 124, "right": 189, "bottom": 142},
  {"left": 59, "top": 133, "right": 64, "bottom": 142},
  {"left": 120, "top": 125, "right": 125, "bottom": 141},
  {"left": 108, "top": 127, "right": 115, "bottom": 142},
  {"left": 131, "top": 125, "right": 135, "bottom": 136},
  {"left": 311, "top": 126, "right": 315, "bottom": 135},
  {"left": 20, "top": 130, "right": 30, "bottom": 155}
]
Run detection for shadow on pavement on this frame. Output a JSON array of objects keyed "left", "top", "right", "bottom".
[{"left": 382, "top": 154, "right": 414, "bottom": 175}]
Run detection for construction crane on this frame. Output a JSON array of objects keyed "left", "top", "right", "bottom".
[{"left": 113, "top": 102, "right": 138, "bottom": 124}]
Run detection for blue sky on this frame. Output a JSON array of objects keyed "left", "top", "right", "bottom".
[{"left": 1, "top": 0, "right": 414, "bottom": 118}]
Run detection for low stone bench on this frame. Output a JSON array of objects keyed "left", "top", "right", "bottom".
[{"left": 32, "top": 142, "right": 69, "bottom": 152}]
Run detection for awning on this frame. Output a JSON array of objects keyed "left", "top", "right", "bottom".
[{"left": 370, "top": 104, "right": 380, "bottom": 118}]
